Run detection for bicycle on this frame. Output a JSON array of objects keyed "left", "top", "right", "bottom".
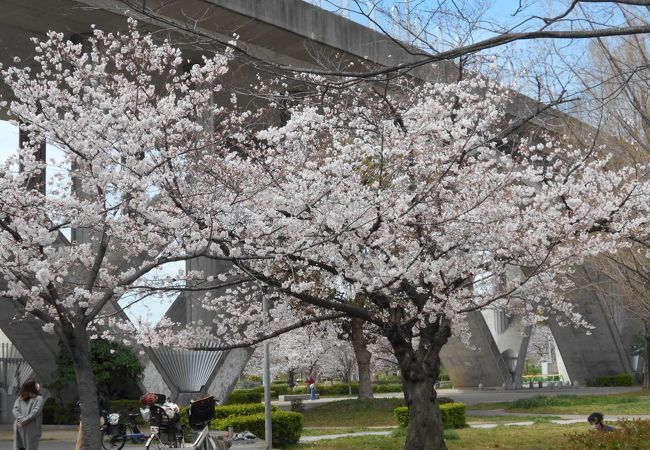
[
  {"left": 141, "top": 393, "right": 184, "bottom": 450},
  {"left": 141, "top": 393, "right": 222, "bottom": 450},
  {"left": 100, "top": 410, "right": 148, "bottom": 450},
  {"left": 187, "top": 396, "right": 220, "bottom": 450}
]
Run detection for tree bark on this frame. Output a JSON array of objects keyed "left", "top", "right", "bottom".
[
  {"left": 65, "top": 326, "right": 101, "bottom": 450},
  {"left": 388, "top": 317, "right": 451, "bottom": 450},
  {"left": 351, "top": 317, "right": 374, "bottom": 399},
  {"left": 287, "top": 369, "right": 296, "bottom": 389},
  {"left": 402, "top": 374, "right": 446, "bottom": 450}
]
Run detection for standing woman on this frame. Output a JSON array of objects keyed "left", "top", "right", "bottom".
[{"left": 13, "top": 380, "right": 44, "bottom": 450}]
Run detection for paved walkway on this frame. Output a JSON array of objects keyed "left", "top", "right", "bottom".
[{"left": 273, "top": 385, "right": 642, "bottom": 410}]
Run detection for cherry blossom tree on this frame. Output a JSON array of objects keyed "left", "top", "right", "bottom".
[
  {"left": 0, "top": 21, "right": 242, "bottom": 449},
  {"left": 244, "top": 323, "right": 333, "bottom": 384},
  {"left": 175, "top": 76, "right": 650, "bottom": 448}
]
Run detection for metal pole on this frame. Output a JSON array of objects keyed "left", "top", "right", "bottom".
[{"left": 263, "top": 289, "right": 272, "bottom": 450}]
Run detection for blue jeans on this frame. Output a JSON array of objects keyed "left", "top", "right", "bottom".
[{"left": 310, "top": 386, "right": 317, "bottom": 400}]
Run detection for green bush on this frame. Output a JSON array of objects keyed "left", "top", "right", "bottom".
[
  {"left": 566, "top": 419, "right": 650, "bottom": 449},
  {"left": 394, "top": 406, "right": 408, "bottom": 428},
  {"left": 52, "top": 402, "right": 77, "bottom": 425},
  {"left": 293, "top": 383, "right": 357, "bottom": 396},
  {"left": 42, "top": 399, "right": 78, "bottom": 425},
  {"left": 372, "top": 383, "right": 403, "bottom": 393},
  {"left": 108, "top": 400, "right": 146, "bottom": 425},
  {"left": 587, "top": 374, "right": 635, "bottom": 387},
  {"left": 43, "top": 398, "right": 151, "bottom": 426},
  {"left": 394, "top": 403, "right": 466, "bottom": 429},
  {"left": 440, "top": 403, "right": 466, "bottom": 428},
  {"left": 226, "top": 389, "right": 263, "bottom": 404},
  {"left": 291, "top": 382, "right": 403, "bottom": 396},
  {"left": 522, "top": 374, "right": 563, "bottom": 383},
  {"left": 179, "top": 406, "right": 190, "bottom": 443},
  {"left": 42, "top": 397, "right": 58, "bottom": 425},
  {"left": 271, "top": 384, "right": 290, "bottom": 396},
  {"left": 215, "top": 403, "right": 277, "bottom": 419},
  {"left": 212, "top": 411, "right": 303, "bottom": 445}
]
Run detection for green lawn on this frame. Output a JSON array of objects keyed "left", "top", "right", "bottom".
[
  {"left": 470, "top": 391, "right": 650, "bottom": 415},
  {"left": 301, "top": 427, "right": 395, "bottom": 436},
  {"left": 301, "top": 398, "right": 405, "bottom": 427},
  {"left": 291, "top": 423, "right": 589, "bottom": 449},
  {"left": 292, "top": 395, "right": 650, "bottom": 449}
]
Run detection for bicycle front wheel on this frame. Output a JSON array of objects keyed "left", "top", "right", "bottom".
[{"left": 101, "top": 428, "right": 126, "bottom": 450}]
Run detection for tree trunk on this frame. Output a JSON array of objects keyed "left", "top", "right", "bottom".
[
  {"left": 351, "top": 317, "right": 373, "bottom": 399},
  {"left": 402, "top": 374, "right": 446, "bottom": 450},
  {"left": 65, "top": 327, "right": 101, "bottom": 450},
  {"left": 287, "top": 369, "right": 296, "bottom": 389},
  {"left": 642, "top": 320, "right": 650, "bottom": 389},
  {"left": 387, "top": 316, "right": 451, "bottom": 450}
]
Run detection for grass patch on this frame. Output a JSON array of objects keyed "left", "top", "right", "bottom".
[
  {"left": 471, "top": 393, "right": 650, "bottom": 415},
  {"left": 302, "top": 427, "right": 395, "bottom": 436},
  {"left": 289, "top": 422, "right": 588, "bottom": 449},
  {"left": 302, "top": 398, "right": 405, "bottom": 427}
]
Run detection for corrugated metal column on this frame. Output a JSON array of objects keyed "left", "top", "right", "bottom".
[{"left": 263, "top": 289, "right": 272, "bottom": 449}]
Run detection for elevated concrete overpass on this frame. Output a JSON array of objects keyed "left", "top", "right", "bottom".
[{"left": 0, "top": 0, "right": 641, "bottom": 408}]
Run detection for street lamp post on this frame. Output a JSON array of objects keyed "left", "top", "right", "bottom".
[{"left": 262, "top": 289, "right": 272, "bottom": 449}]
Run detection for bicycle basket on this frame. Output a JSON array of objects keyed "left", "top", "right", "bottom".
[{"left": 188, "top": 396, "right": 216, "bottom": 430}]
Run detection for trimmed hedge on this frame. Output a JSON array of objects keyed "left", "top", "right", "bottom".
[
  {"left": 212, "top": 411, "right": 303, "bottom": 446},
  {"left": 394, "top": 402, "right": 466, "bottom": 429},
  {"left": 226, "top": 389, "right": 264, "bottom": 404},
  {"left": 271, "top": 384, "right": 290, "bottom": 396},
  {"left": 42, "top": 398, "right": 76, "bottom": 425},
  {"left": 373, "top": 383, "right": 403, "bottom": 393},
  {"left": 291, "top": 382, "right": 403, "bottom": 396},
  {"left": 522, "top": 374, "right": 563, "bottom": 383},
  {"left": 587, "top": 374, "right": 635, "bottom": 387},
  {"left": 215, "top": 403, "right": 278, "bottom": 419},
  {"left": 43, "top": 398, "right": 146, "bottom": 425}
]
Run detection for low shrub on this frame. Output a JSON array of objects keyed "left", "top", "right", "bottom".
[
  {"left": 566, "top": 419, "right": 650, "bottom": 449},
  {"left": 42, "top": 397, "right": 58, "bottom": 425},
  {"left": 42, "top": 399, "right": 77, "bottom": 425},
  {"left": 226, "top": 389, "right": 263, "bottom": 404},
  {"left": 271, "top": 383, "right": 290, "bottom": 396},
  {"left": 43, "top": 398, "right": 147, "bottom": 425},
  {"left": 440, "top": 403, "right": 466, "bottom": 428},
  {"left": 394, "top": 402, "right": 466, "bottom": 429},
  {"left": 215, "top": 403, "right": 277, "bottom": 419},
  {"left": 109, "top": 399, "right": 142, "bottom": 413},
  {"left": 522, "top": 374, "right": 563, "bottom": 383},
  {"left": 212, "top": 411, "right": 303, "bottom": 446},
  {"left": 292, "top": 382, "right": 403, "bottom": 396},
  {"left": 372, "top": 383, "right": 403, "bottom": 393},
  {"left": 587, "top": 374, "right": 635, "bottom": 387}
]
